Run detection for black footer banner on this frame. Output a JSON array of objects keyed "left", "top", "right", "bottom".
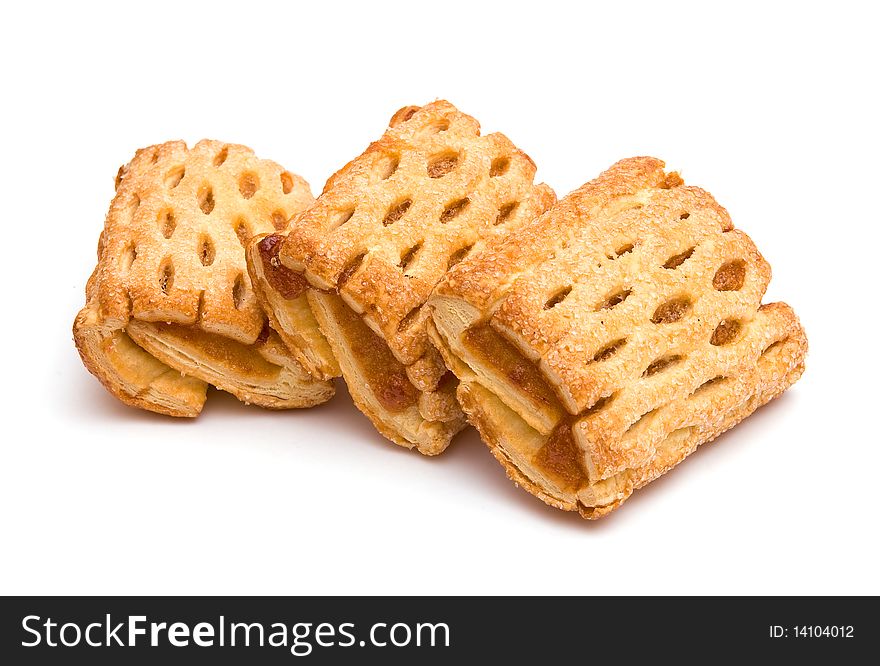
[{"left": 1, "top": 596, "right": 873, "bottom": 663}]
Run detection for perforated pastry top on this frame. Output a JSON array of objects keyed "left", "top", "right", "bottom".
[
  {"left": 95, "top": 139, "right": 314, "bottom": 343},
  {"left": 432, "top": 157, "right": 807, "bottom": 482},
  {"left": 275, "top": 100, "right": 556, "bottom": 366}
]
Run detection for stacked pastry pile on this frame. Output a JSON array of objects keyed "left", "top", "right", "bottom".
[{"left": 74, "top": 101, "right": 807, "bottom": 518}]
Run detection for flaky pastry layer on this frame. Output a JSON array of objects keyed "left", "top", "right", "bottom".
[
  {"left": 247, "top": 101, "right": 554, "bottom": 453},
  {"left": 429, "top": 157, "right": 808, "bottom": 516},
  {"left": 74, "top": 140, "right": 333, "bottom": 416}
]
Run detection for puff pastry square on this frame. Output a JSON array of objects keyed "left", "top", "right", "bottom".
[
  {"left": 247, "top": 101, "right": 555, "bottom": 453},
  {"left": 429, "top": 157, "right": 807, "bottom": 517},
  {"left": 74, "top": 140, "right": 334, "bottom": 417}
]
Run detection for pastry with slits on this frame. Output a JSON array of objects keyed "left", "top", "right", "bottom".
[
  {"left": 428, "top": 157, "right": 807, "bottom": 517},
  {"left": 247, "top": 101, "right": 555, "bottom": 453},
  {"left": 74, "top": 140, "right": 334, "bottom": 417}
]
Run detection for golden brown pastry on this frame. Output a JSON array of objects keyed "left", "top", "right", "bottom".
[
  {"left": 74, "top": 140, "right": 334, "bottom": 417},
  {"left": 247, "top": 101, "right": 555, "bottom": 453},
  {"left": 429, "top": 157, "right": 807, "bottom": 517}
]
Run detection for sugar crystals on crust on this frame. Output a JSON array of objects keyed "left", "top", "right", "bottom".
[
  {"left": 429, "top": 157, "right": 807, "bottom": 516},
  {"left": 247, "top": 101, "right": 555, "bottom": 453}
]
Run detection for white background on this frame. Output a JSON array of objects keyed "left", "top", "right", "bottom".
[{"left": 1, "top": 1, "right": 877, "bottom": 595}]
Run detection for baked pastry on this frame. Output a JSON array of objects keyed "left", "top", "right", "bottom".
[
  {"left": 74, "top": 140, "right": 334, "bottom": 417},
  {"left": 247, "top": 101, "right": 555, "bottom": 453},
  {"left": 429, "top": 157, "right": 807, "bottom": 517}
]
